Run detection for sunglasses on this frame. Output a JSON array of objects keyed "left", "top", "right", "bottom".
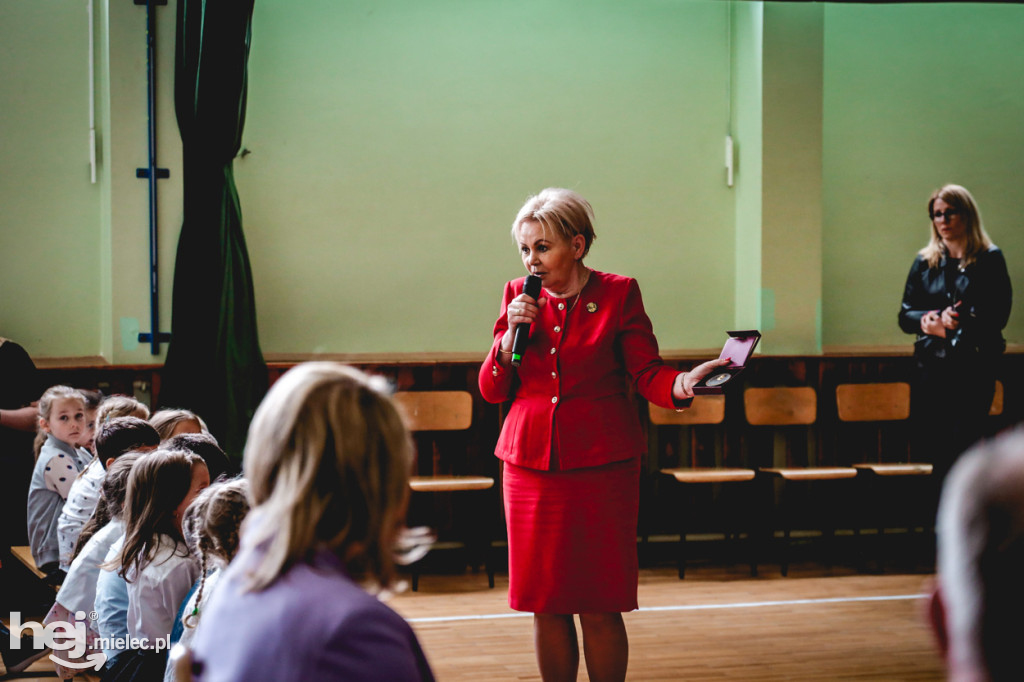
[{"left": 930, "top": 208, "right": 959, "bottom": 221}]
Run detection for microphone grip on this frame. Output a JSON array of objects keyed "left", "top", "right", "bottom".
[{"left": 510, "top": 275, "right": 542, "bottom": 368}]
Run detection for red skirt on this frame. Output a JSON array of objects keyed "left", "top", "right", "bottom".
[{"left": 503, "top": 457, "right": 640, "bottom": 614}]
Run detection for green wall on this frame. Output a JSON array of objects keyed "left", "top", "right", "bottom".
[
  {"left": 823, "top": 3, "right": 1024, "bottom": 350},
  {"left": 1, "top": 1, "right": 1021, "bottom": 362},
  {"left": 238, "top": 0, "right": 735, "bottom": 355},
  {"left": 0, "top": 1, "right": 103, "bottom": 356}
]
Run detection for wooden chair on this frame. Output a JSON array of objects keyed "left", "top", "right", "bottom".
[
  {"left": 394, "top": 390, "right": 495, "bottom": 591},
  {"left": 653, "top": 396, "right": 757, "bottom": 578},
  {"left": 835, "top": 382, "right": 932, "bottom": 569},
  {"left": 745, "top": 387, "right": 857, "bottom": 576}
]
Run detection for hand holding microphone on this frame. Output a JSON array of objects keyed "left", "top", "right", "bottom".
[{"left": 504, "top": 275, "right": 543, "bottom": 367}]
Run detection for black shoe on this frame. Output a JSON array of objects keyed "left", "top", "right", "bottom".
[{"left": 0, "top": 622, "right": 50, "bottom": 674}]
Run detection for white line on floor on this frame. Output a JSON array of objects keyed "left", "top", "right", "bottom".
[{"left": 406, "top": 593, "right": 926, "bottom": 624}]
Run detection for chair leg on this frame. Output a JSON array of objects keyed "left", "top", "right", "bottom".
[
  {"left": 745, "top": 480, "right": 758, "bottom": 577},
  {"left": 675, "top": 482, "right": 688, "bottom": 579}
]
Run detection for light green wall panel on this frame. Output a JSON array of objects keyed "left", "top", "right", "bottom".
[
  {"left": 732, "top": 1, "right": 762, "bottom": 333},
  {"left": 5, "top": 1, "right": 1021, "bottom": 361},
  {"left": 823, "top": 3, "right": 1024, "bottom": 349},
  {"left": 238, "top": 0, "right": 735, "bottom": 355},
  {"left": 103, "top": 0, "right": 183, "bottom": 365},
  {"left": 761, "top": 2, "right": 823, "bottom": 354},
  {"left": 0, "top": 1, "right": 103, "bottom": 356}
]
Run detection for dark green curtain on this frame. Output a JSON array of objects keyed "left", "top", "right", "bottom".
[{"left": 161, "top": 0, "right": 266, "bottom": 459}]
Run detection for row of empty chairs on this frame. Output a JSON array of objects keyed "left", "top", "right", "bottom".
[
  {"left": 394, "top": 381, "right": 1003, "bottom": 585},
  {"left": 655, "top": 381, "right": 1003, "bottom": 577}
]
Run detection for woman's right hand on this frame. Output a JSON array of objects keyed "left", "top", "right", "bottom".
[
  {"left": 498, "top": 294, "right": 545, "bottom": 360},
  {"left": 506, "top": 293, "right": 542, "bottom": 330},
  {"left": 920, "top": 310, "right": 947, "bottom": 338},
  {"left": 939, "top": 305, "right": 960, "bottom": 331}
]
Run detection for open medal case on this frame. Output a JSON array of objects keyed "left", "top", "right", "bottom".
[{"left": 691, "top": 330, "right": 761, "bottom": 395}]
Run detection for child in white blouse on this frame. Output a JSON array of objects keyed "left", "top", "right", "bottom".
[
  {"left": 162, "top": 478, "right": 250, "bottom": 682},
  {"left": 102, "top": 448, "right": 209, "bottom": 680}
]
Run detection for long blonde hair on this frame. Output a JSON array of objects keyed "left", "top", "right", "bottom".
[
  {"left": 240, "top": 362, "right": 413, "bottom": 592},
  {"left": 919, "top": 184, "right": 993, "bottom": 268}
]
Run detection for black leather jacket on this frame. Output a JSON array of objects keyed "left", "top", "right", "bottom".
[{"left": 899, "top": 246, "right": 1012, "bottom": 365}]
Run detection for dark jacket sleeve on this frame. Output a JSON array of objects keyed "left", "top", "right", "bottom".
[
  {"left": 957, "top": 247, "right": 1012, "bottom": 353},
  {"left": 898, "top": 256, "right": 931, "bottom": 336}
]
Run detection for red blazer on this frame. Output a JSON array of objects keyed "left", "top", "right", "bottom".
[{"left": 478, "top": 270, "right": 690, "bottom": 471}]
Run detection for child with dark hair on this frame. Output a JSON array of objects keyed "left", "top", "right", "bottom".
[
  {"left": 75, "top": 389, "right": 104, "bottom": 454},
  {"left": 57, "top": 417, "right": 160, "bottom": 569},
  {"left": 102, "top": 449, "right": 209, "bottom": 680},
  {"left": 164, "top": 432, "right": 233, "bottom": 481}
]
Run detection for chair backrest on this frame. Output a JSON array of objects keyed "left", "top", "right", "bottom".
[
  {"left": 649, "top": 394, "right": 725, "bottom": 426},
  {"left": 743, "top": 387, "right": 816, "bottom": 426},
  {"left": 835, "top": 382, "right": 910, "bottom": 423},
  {"left": 990, "top": 380, "right": 1004, "bottom": 416},
  {"left": 393, "top": 391, "right": 473, "bottom": 432}
]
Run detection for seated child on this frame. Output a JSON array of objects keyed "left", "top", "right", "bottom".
[
  {"left": 95, "top": 535, "right": 129, "bottom": 669},
  {"left": 163, "top": 478, "right": 250, "bottom": 682},
  {"left": 75, "top": 389, "right": 104, "bottom": 457},
  {"left": 164, "top": 432, "right": 234, "bottom": 482},
  {"left": 27, "top": 386, "right": 88, "bottom": 578},
  {"left": 191, "top": 363, "right": 435, "bottom": 682},
  {"left": 57, "top": 416, "right": 160, "bottom": 570},
  {"left": 149, "top": 409, "right": 208, "bottom": 441},
  {"left": 43, "top": 453, "right": 145, "bottom": 679},
  {"left": 102, "top": 448, "right": 209, "bottom": 680}
]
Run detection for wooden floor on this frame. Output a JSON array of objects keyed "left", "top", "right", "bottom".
[
  {"left": 389, "top": 563, "right": 944, "bottom": 681},
  {"left": 4, "top": 564, "right": 944, "bottom": 681}
]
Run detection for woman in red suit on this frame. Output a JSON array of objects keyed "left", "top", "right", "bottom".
[{"left": 479, "top": 188, "right": 726, "bottom": 682}]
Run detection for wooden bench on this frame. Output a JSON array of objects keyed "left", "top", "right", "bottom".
[{"left": 10, "top": 545, "right": 47, "bottom": 580}]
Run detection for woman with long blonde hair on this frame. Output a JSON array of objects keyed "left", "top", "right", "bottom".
[
  {"left": 898, "top": 183, "right": 1012, "bottom": 489},
  {"left": 191, "top": 362, "right": 434, "bottom": 681}
]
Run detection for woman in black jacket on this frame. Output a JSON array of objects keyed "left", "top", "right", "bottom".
[{"left": 899, "top": 184, "right": 1012, "bottom": 487}]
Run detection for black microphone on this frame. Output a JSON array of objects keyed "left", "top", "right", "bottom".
[{"left": 510, "top": 275, "right": 542, "bottom": 367}]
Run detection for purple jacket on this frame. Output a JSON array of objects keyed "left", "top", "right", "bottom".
[{"left": 191, "top": 547, "right": 434, "bottom": 682}]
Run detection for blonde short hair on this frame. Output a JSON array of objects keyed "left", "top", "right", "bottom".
[
  {"left": 96, "top": 396, "right": 151, "bottom": 426},
  {"left": 150, "top": 408, "right": 209, "bottom": 441},
  {"left": 511, "top": 188, "right": 596, "bottom": 258},
  {"left": 920, "top": 184, "right": 993, "bottom": 268},
  {"left": 241, "top": 363, "right": 413, "bottom": 592}
]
